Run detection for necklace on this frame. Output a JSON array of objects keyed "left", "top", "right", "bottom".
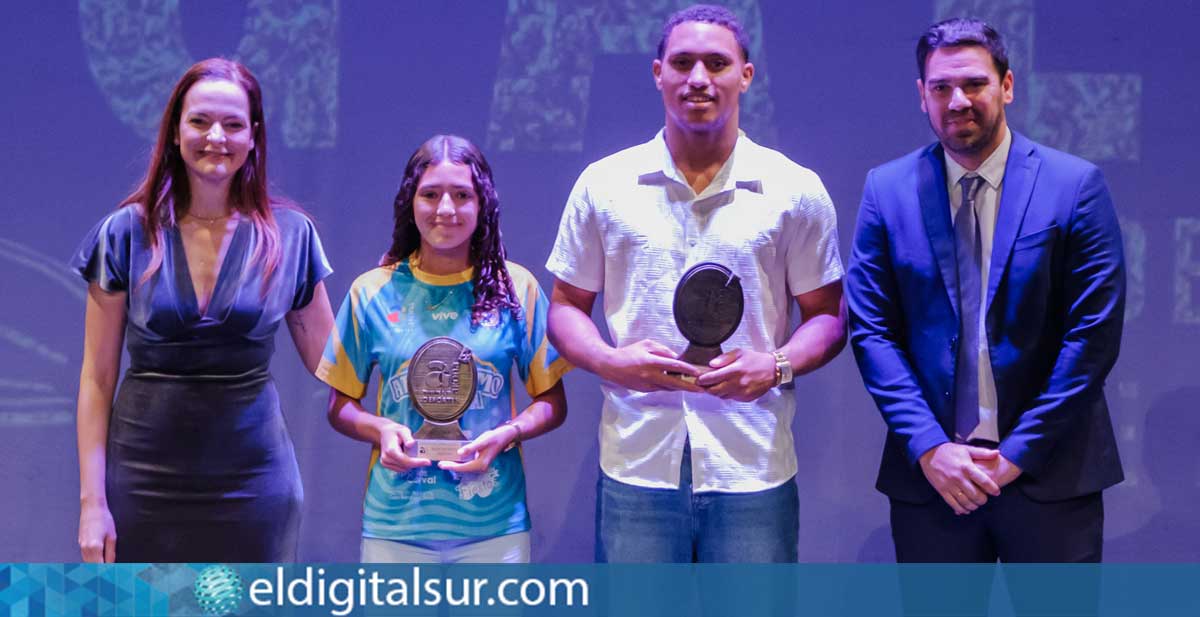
[
  {"left": 184, "top": 211, "right": 232, "bottom": 225},
  {"left": 410, "top": 253, "right": 470, "bottom": 312},
  {"left": 426, "top": 288, "right": 461, "bottom": 312}
]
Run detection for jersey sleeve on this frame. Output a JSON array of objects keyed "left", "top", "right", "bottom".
[
  {"left": 316, "top": 275, "right": 378, "bottom": 399},
  {"left": 509, "top": 264, "right": 571, "bottom": 397}
]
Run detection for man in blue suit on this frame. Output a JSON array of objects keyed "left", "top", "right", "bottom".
[{"left": 847, "top": 18, "right": 1125, "bottom": 562}]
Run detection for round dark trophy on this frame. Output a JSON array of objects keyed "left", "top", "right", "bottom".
[
  {"left": 673, "top": 262, "right": 744, "bottom": 370},
  {"left": 406, "top": 336, "right": 477, "bottom": 462}
]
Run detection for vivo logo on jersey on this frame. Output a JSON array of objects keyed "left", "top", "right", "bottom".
[{"left": 431, "top": 311, "right": 460, "bottom": 321}]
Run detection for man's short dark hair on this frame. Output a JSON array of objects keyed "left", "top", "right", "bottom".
[
  {"left": 657, "top": 4, "right": 750, "bottom": 62},
  {"left": 916, "top": 18, "right": 1009, "bottom": 81}
]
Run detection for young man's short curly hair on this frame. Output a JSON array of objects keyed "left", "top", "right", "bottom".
[{"left": 657, "top": 4, "right": 750, "bottom": 62}]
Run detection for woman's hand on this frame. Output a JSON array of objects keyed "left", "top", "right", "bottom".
[
  {"left": 78, "top": 502, "right": 116, "bottom": 563},
  {"left": 377, "top": 421, "right": 433, "bottom": 472},
  {"left": 437, "top": 424, "right": 519, "bottom": 474}
]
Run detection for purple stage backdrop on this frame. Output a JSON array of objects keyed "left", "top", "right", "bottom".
[{"left": 1, "top": 0, "right": 1196, "bottom": 562}]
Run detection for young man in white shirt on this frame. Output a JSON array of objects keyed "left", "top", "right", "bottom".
[{"left": 546, "top": 4, "right": 847, "bottom": 562}]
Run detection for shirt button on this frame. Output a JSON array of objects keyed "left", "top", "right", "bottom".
[{"left": 688, "top": 240, "right": 696, "bottom": 247}]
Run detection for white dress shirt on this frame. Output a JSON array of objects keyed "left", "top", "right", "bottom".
[{"left": 547, "top": 130, "right": 843, "bottom": 492}]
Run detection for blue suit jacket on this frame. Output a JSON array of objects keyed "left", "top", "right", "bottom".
[{"left": 847, "top": 131, "right": 1125, "bottom": 504}]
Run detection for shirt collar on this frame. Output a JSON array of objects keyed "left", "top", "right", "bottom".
[
  {"left": 945, "top": 127, "right": 1012, "bottom": 191},
  {"left": 638, "top": 128, "right": 764, "bottom": 198},
  {"left": 407, "top": 254, "right": 473, "bottom": 286}
]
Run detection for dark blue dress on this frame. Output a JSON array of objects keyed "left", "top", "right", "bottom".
[{"left": 72, "top": 205, "right": 332, "bottom": 562}]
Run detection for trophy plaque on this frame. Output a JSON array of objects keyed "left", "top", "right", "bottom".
[
  {"left": 406, "top": 336, "right": 476, "bottom": 462},
  {"left": 672, "top": 262, "right": 744, "bottom": 373}
]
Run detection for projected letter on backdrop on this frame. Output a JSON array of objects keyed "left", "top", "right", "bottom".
[
  {"left": 79, "top": 0, "right": 338, "bottom": 148},
  {"left": 934, "top": 0, "right": 1141, "bottom": 162},
  {"left": 487, "top": 0, "right": 776, "bottom": 152},
  {"left": 1176, "top": 218, "right": 1200, "bottom": 324}
]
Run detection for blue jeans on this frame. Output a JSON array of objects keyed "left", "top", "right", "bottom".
[{"left": 595, "top": 444, "right": 799, "bottom": 563}]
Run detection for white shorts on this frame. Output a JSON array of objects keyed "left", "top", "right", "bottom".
[{"left": 361, "top": 532, "right": 531, "bottom": 564}]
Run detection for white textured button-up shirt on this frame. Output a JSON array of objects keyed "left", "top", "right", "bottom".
[{"left": 546, "top": 130, "right": 843, "bottom": 492}]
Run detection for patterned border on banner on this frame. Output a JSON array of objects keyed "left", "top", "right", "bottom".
[{"left": 3, "top": 563, "right": 1200, "bottom": 616}]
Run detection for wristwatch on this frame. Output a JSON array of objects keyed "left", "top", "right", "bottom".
[{"left": 773, "top": 350, "right": 793, "bottom": 386}]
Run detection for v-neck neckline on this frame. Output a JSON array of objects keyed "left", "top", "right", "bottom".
[{"left": 174, "top": 217, "right": 246, "bottom": 319}]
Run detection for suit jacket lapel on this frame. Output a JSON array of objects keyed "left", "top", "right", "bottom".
[
  {"left": 986, "top": 132, "right": 1041, "bottom": 313},
  {"left": 919, "top": 144, "right": 960, "bottom": 320}
]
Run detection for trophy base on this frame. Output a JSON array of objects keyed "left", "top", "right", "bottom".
[{"left": 407, "top": 439, "right": 474, "bottom": 462}]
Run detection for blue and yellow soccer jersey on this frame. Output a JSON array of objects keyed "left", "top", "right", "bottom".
[{"left": 317, "top": 258, "right": 570, "bottom": 542}]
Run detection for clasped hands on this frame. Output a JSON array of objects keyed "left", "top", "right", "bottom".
[
  {"left": 919, "top": 442, "right": 1023, "bottom": 515},
  {"left": 605, "top": 339, "right": 777, "bottom": 402},
  {"left": 376, "top": 421, "right": 519, "bottom": 474}
]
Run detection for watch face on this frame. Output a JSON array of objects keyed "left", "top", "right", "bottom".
[
  {"left": 407, "top": 336, "right": 477, "bottom": 422},
  {"left": 673, "top": 262, "right": 744, "bottom": 347}
]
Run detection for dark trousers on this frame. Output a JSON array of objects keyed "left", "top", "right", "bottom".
[
  {"left": 890, "top": 488, "right": 1103, "bottom": 616},
  {"left": 890, "top": 488, "right": 1103, "bottom": 563}
]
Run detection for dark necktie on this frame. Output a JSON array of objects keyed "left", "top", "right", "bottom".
[{"left": 954, "top": 175, "right": 985, "bottom": 442}]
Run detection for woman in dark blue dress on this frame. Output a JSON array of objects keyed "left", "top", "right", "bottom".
[{"left": 72, "top": 58, "right": 334, "bottom": 562}]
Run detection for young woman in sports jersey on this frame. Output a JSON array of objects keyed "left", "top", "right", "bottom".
[{"left": 317, "top": 134, "right": 569, "bottom": 563}]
